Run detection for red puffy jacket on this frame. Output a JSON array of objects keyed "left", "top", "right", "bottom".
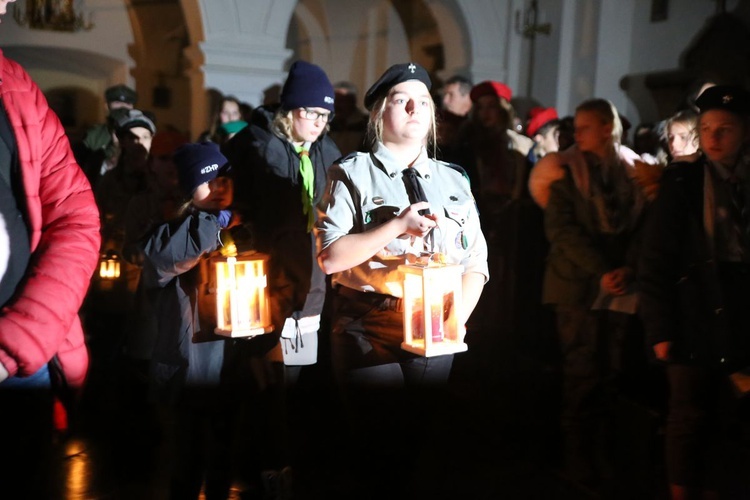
[{"left": 0, "top": 50, "right": 100, "bottom": 387}]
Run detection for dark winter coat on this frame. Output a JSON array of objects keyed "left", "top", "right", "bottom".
[
  {"left": 222, "top": 105, "right": 341, "bottom": 333},
  {"left": 141, "top": 209, "right": 228, "bottom": 403},
  {"left": 639, "top": 155, "right": 750, "bottom": 369}
]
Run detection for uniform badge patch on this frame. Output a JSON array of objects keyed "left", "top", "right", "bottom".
[{"left": 456, "top": 231, "right": 468, "bottom": 249}]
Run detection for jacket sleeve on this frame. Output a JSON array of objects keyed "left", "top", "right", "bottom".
[
  {"left": 637, "top": 167, "right": 689, "bottom": 346},
  {"left": 545, "top": 172, "right": 610, "bottom": 277},
  {"left": 0, "top": 66, "right": 101, "bottom": 377},
  {"left": 142, "top": 211, "right": 221, "bottom": 287}
]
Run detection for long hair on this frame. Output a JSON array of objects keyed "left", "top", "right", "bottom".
[
  {"left": 271, "top": 108, "right": 295, "bottom": 141},
  {"left": 209, "top": 96, "right": 242, "bottom": 138},
  {"left": 366, "top": 93, "right": 438, "bottom": 158},
  {"left": 663, "top": 109, "right": 698, "bottom": 153}
]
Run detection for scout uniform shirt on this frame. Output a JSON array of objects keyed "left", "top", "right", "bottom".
[{"left": 317, "top": 141, "right": 489, "bottom": 298}]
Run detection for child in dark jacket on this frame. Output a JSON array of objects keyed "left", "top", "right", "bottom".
[{"left": 141, "top": 141, "right": 241, "bottom": 499}]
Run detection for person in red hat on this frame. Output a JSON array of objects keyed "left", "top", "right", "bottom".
[
  {"left": 526, "top": 106, "right": 560, "bottom": 163},
  {"left": 464, "top": 80, "right": 534, "bottom": 202},
  {"left": 453, "top": 80, "right": 536, "bottom": 361}
]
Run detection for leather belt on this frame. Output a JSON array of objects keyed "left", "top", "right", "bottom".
[{"left": 336, "top": 286, "right": 403, "bottom": 312}]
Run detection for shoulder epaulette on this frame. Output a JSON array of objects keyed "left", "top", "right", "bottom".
[
  {"left": 335, "top": 150, "right": 366, "bottom": 166},
  {"left": 439, "top": 161, "right": 471, "bottom": 185}
]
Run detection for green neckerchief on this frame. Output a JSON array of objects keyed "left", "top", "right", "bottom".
[{"left": 294, "top": 143, "right": 315, "bottom": 232}]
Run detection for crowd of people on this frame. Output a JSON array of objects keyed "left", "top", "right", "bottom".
[{"left": 1, "top": 14, "right": 749, "bottom": 497}]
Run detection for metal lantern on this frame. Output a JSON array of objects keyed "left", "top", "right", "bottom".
[
  {"left": 399, "top": 259, "right": 467, "bottom": 357},
  {"left": 98, "top": 250, "right": 121, "bottom": 281},
  {"left": 213, "top": 251, "right": 273, "bottom": 338}
]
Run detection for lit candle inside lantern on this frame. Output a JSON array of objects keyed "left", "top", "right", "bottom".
[
  {"left": 98, "top": 251, "right": 121, "bottom": 280},
  {"left": 399, "top": 258, "right": 466, "bottom": 357},
  {"left": 213, "top": 252, "right": 273, "bottom": 338}
]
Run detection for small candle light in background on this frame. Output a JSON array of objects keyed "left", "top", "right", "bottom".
[{"left": 98, "top": 250, "right": 121, "bottom": 281}]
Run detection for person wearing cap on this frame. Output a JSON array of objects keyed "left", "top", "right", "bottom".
[
  {"left": 74, "top": 84, "right": 138, "bottom": 183},
  {"left": 462, "top": 80, "right": 534, "bottom": 201},
  {"left": 450, "top": 80, "right": 535, "bottom": 347},
  {"left": 222, "top": 60, "right": 341, "bottom": 369},
  {"left": 541, "top": 98, "right": 649, "bottom": 490},
  {"left": 315, "top": 62, "right": 488, "bottom": 495},
  {"left": 639, "top": 85, "right": 750, "bottom": 500},
  {"left": 526, "top": 106, "right": 560, "bottom": 164},
  {"left": 221, "top": 60, "right": 341, "bottom": 494},
  {"left": 86, "top": 108, "right": 157, "bottom": 365},
  {"left": 121, "top": 129, "right": 188, "bottom": 373},
  {"left": 95, "top": 108, "right": 157, "bottom": 258},
  {"left": 138, "top": 141, "right": 241, "bottom": 498}
]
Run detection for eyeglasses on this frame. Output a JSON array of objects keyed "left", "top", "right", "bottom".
[{"left": 299, "top": 108, "right": 332, "bottom": 123}]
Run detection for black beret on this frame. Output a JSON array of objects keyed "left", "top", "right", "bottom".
[
  {"left": 364, "top": 63, "right": 431, "bottom": 111},
  {"left": 105, "top": 84, "right": 137, "bottom": 105},
  {"left": 695, "top": 85, "right": 750, "bottom": 116}
]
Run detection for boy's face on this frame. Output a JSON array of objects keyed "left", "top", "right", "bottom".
[
  {"left": 192, "top": 176, "right": 233, "bottom": 211},
  {"left": 699, "top": 109, "right": 748, "bottom": 167},
  {"left": 536, "top": 126, "right": 560, "bottom": 155}
]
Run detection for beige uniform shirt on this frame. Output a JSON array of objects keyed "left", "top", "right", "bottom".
[{"left": 316, "top": 142, "right": 489, "bottom": 297}]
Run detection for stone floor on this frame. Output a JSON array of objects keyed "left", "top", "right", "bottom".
[{"left": 3, "top": 317, "right": 749, "bottom": 500}]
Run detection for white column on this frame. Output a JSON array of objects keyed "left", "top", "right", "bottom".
[
  {"left": 455, "top": 0, "right": 510, "bottom": 83},
  {"left": 197, "top": 0, "right": 296, "bottom": 107},
  {"left": 200, "top": 42, "right": 292, "bottom": 106},
  {"left": 594, "top": 0, "right": 635, "bottom": 121}
]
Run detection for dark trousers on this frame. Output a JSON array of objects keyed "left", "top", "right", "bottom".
[
  {"left": 329, "top": 289, "right": 454, "bottom": 499},
  {"left": 165, "top": 388, "right": 234, "bottom": 500},
  {"left": 0, "top": 387, "right": 54, "bottom": 498},
  {"left": 555, "top": 306, "right": 632, "bottom": 483},
  {"left": 664, "top": 364, "right": 749, "bottom": 493}
]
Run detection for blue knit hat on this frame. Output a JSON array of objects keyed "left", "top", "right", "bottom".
[
  {"left": 173, "top": 142, "right": 229, "bottom": 197},
  {"left": 280, "top": 61, "right": 335, "bottom": 112}
]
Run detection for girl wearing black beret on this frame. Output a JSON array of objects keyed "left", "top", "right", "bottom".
[{"left": 316, "top": 62, "right": 488, "bottom": 496}]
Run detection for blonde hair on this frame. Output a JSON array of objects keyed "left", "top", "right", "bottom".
[
  {"left": 576, "top": 98, "right": 623, "bottom": 148},
  {"left": 663, "top": 109, "right": 698, "bottom": 141},
  {"left": 366, "top": 91, "right": 438, "bottom": 157},
  {"left": 271, "top": 108, "right": 330, "bottom": 142},
  {"left": 271, "top": 109, "right": 295, "bottom": 140}
]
